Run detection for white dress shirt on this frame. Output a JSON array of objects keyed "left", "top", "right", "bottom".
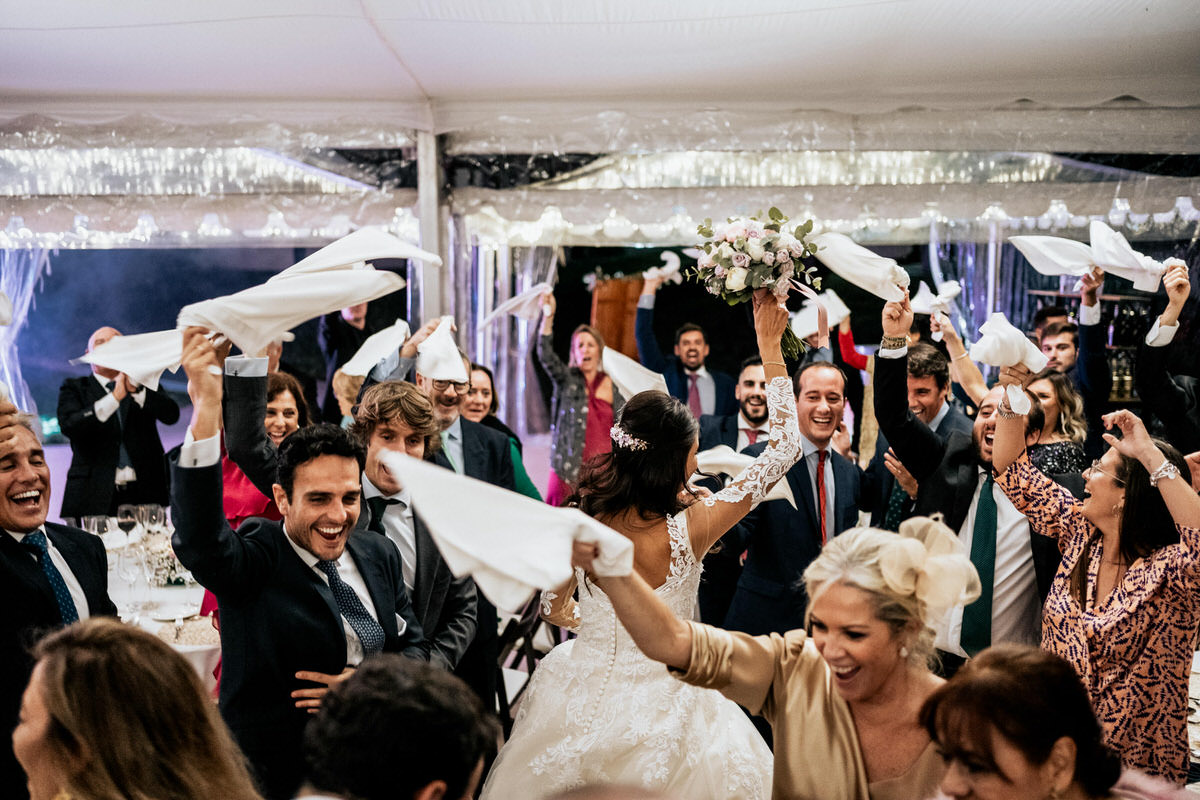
[
  {"left": 178, "top": 432, "right": 393, "bottom": 665},
  {"left": 1145, "top": 317, "right": 1179, "bottom": 347},
  {"left": 6, "top": 528, "right": 91, "bottom": 621},
  {"left": 363, "top": 475, "right": 417, "bottom": 592},
  {"left": 935, "top": 467, "right": 1039, "bottom": 657},
  {"left": 93, "top": 373, "right": 146, "bottom": 484}
]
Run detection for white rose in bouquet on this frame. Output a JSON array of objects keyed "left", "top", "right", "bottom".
[
  {"left": 746, "top": 238, "right": 766, "bottom": 261},
  {"left": 724, "top": 267, "right": 750, "bottom": 292}
]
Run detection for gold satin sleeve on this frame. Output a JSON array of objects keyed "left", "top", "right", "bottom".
[{"left": 671, "top": 621, "right": 810, "bottom": 718}]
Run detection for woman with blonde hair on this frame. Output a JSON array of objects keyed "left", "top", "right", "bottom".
[
  {"left": 12, "top": 618, "right": 260, "bottom": 800},
  {"left": 1026, "top": 368, "right": 1089, "bottom": 475},
  {"left": 572, "top": 515, "right": 980, "bottom": 800}
]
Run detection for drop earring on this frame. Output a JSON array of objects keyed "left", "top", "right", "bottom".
[{"left": 899, "top": 646, "right": 909, "bottom": 659}]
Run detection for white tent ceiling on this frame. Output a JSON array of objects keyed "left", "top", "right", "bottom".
[{"left": 2, "top": 0, "right": 1199, "bottom": 134}]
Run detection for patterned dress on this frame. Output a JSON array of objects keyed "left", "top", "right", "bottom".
[{"left": 995, "top": 452, "right": 1200, "bottom": 783}]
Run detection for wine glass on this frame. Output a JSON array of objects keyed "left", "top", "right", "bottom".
[
  {"left": 116, "top": 504, "right": 138, "bottom": 540},
  {"left": 81, "top": 516, "right": 109, "bottom": 537},
  {"left": 117, "top": 545, "right": 144, "bottom": 622},
  {"left": 142, "top": 504, "right": 167, "bottom": 534}
]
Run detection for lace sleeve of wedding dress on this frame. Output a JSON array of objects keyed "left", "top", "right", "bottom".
[
  {"left": 704, "top": 376, "right": 801, "bottom": 507},
  {"left": 539, "top": 573, "right": 581, "bottom": 630}
]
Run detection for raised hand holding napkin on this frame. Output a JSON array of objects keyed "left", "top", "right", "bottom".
[
  {"left": 969, "top": 313, "right": 1048, "bottom": 414},
  {"left": 642, "top": 251, "right": 684, "bottom": 285},
  {"left": 73, "top": 329, "right": 184, "bottom": 391},
  {"left": 1088, "top": 221, "right": 1171, "bottom": 293},
  {"left": 415, "top": 317, "right": 468, "bottom": 383},
  {"left": 480, "top": 282, "right": 554, "bottom": 328},
  {"left": 379, "top": 451, "right": 633, "bottom": 612},
  {"left": 340, "top": 319, "right": 411, "bottom": 377}
]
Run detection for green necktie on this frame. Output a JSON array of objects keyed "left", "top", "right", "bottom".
[
  {"left": 440, "top": 430, "right": 461, "bottom": 474},
  {"left": 961, "top": 472, "right": 997, "bottom": 656}
]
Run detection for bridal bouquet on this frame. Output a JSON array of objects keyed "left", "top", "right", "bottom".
[{"left": 690, "top": 208, "right": 821, "bottom": 359}]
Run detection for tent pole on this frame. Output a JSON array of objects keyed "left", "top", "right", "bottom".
[{"left": 412, "top": 130, "right": 445, "bottom": 322}]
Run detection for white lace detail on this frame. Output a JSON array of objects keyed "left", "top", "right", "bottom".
[
  {"left": 703, "top": 375, "right": 801, "bottom": 507},
  {"left": 539, "top": 588, "right": 581, "bottom": 627},
  {"left": 481, "top": 514, "right": 771, "bottom": 799}
]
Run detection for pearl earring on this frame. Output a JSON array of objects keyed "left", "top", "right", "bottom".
[{"left": 899, "top": 646, "right": 909, "bottom": 659}]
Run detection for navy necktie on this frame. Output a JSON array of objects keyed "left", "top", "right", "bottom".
[
  {"left": 23, "top": 531, "right": 79, "bottom": 624},
  {"left": 105, "top": 381, "right": 133, "bottom": 469},
  {"left": 366, "top": 496, "right": 400, "bottom": 536},
  {"left": 315, "top": 559, "right": 384, "bottom": 656}
]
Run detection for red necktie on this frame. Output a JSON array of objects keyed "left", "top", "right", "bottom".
[
  {"left": 743, "top": 428, "right": 759, "bottom": 446},
  {"left": 687, "top": 373, "right": 702, "bottom": 418},
  {"left": 816, "top": 449, "right": 828, "bottom": 544}
]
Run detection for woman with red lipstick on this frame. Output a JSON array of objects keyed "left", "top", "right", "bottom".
[
  {"left": 538, "top": 292, "right": 623, "bottom": 506},
  {"left": 571, "top": 516, "right": 980, "bottom": 800}
]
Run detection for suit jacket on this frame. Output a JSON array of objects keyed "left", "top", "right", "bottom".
[
  {"left": 0, "top": 523, "right": 116, "bottom": 799},
  {"left": 874, "top": 353, "right": 1061, "bottom": 602},
  {"left": 171, "top": 460, "right": 424, "bottom": 800},
  {"left": 1068, "top": 319, "right": 1113, "bottom": 458},
  {"left": 223, "top": 371, "right": 477, "bottom": 670},
  {"left": 723, "top": 442, "right": 861, "bottom": 636},
  {"left": 635, "top": 306, "right": 736, "bottom": 415},
  {"left": 57, "top": 375, "right": 180, "bottom": 517},
  {"left": 1136, "top": 338, "right": 1200, "bottom": 454},
  {"left": 698, "top": 413, "right": 740, "bottom": 451},
  {"left": 355, "top": 507, "right": 477, "bottom": 671}
]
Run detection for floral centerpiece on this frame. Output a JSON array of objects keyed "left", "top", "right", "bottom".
[
  {"left": 690, "top": 208, "right": 821, "bottom": 359},
  {"left": 142, "top": 528, "right": 192, "bottom": 587}
]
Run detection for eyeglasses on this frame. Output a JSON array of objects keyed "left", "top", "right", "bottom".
[
  {"left": 431, "top": 379, "right": 469, "bottom": 394},
  {"left": 1085, "top": 459, "right": 1125, "bottom": 487}
]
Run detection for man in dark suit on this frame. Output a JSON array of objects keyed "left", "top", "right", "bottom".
[
  {"left": 724, "top": 362, "right": 862, "bottom": 636},
  {"left": 1135, "top": 261, "right": 1198, "bottom": 453},
  {"left": 867, "top": 342, "right": 973, "bottom": 530},
  {"left": 172, "top": 328, "right": 425, "bottom": 800},
  {"left": 695, "top": 356, "right": 767, "bottom": 624},
  {"left": 635, "top": 276, "right": 735, "bottom": 417},
  {"left": 1039, "top": 268, "right": 1112, "bottom": 457},
  {"left": 876, "top": 296, "right": 1061, "bottom": 674},
  {"left": 57, "top": 326, "right": 180, "bottom": 519},
  {"left": 0, "top": 408, "right": 117, "bottom": 800},
  {"left": 319, "top": 304, "right": 378, "bottom": 423}
]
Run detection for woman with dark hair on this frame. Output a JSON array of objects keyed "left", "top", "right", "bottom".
[
  {"left": 462, "top": 362, "right": 541, "bottom": 500},
  {"left": 1026, "top": 368, "right": 1089, "bottom": 475},
  {"left": 481, "top": 290, "right": 802, "bottom": 799},
  {"left": 991, "top": 368, "right": 1200, "bottom": 784},
  {"left": 13, "top": 618, "right": 261, "bottom": 800},
  {"left": 922, "top": 644, "right": 1187, "bottom": 800},
  {"left": 537, "top": 294, "right": 623, "bottom": 506}
]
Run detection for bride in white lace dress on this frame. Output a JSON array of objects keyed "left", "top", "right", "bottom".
[{"left": 481, "top": 291, "right": 802, "bottom": 799}]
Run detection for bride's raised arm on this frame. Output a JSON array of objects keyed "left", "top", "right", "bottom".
[{"left": 685, "top": 290, "right": 802, "bottom": 556}]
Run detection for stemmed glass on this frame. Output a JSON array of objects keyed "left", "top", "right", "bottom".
[{"left": 116, "top": 504, "right": 138, "bottom": 540}]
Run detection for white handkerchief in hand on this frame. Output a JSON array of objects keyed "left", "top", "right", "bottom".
[
  {"left": 818, "top": 288, "right": 851, "bottom": 328},
  {"left": 695, "top": 445, "right": 796, "bottom": 508},
  {"left": 969, "top": 313, "right": 1049, "bottom": 414},
  {"left": 909, "top": 280, "right": 962, "bottom": 341},
  {"left": 340, "top": 319, "right": 411, "bottom": 377},
  {"left": 415, "top": 317, "right": 469, "bottom": 382},
  {"left": 1009, "top": 235, "right": 1094, "bottom": 280},
  {"left": 0, "top": 291, "right": 12, "bottom": 326},
  {"left": 480, "top": 282, "right": 554, "bottom": 328},
  {"left": 810, "top": 233, "right": 910, "bottom": 302},
  {"left": 379, "top": 452, "right": 634, "bottom": 612},
  {"left": 642, "top": 251, "right": 684, "bottom": 285},
  {"left": 601, "top": 347, "right": 669, "bottom": 400},
  {"left": 178, "top": 269, "right": 405, "bottom": 359},
  {"left": 1089, "top": 221, "right": 1166, "bottom": 293},
  {"left": 72, "top": 329, "right": 184, "bottom": 391},
  {"left": 790, "top": 304, "right": 821, "bottom": 340},
  {"left": 271, "top": 228, "right": 440, "bottom": 282}
]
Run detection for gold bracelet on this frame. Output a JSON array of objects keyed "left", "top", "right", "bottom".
[
  {"left": 763, "top": 360, "right": 786, "bottom": 368},
  {"left": 880, "top": 335, "right": 907, "bottom": 349}
]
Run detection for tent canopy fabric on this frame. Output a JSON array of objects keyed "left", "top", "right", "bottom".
[{"left": 2, "top": 0, "right": 1198, "bottom": 134}]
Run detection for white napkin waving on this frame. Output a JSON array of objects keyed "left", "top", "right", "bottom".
[
  {"left": 969, "top": 313, "right": 1049, "bottom": 414},
  {"left": 643, "top": 251, "right": 684, "bottom": 285},
  {"left": 601, "top": 347, "right": 669, "bottom": 399},
  {"left": 179, "top": 269, "right": 404, "bottom": 358},
  {"left": 379, "top": 451, "right": 634, "bottom": 612},
  {"left": 1009, "top": 235, "right": 1094, "bottom": 280},
  {"left": 270, "top": 227, "right": 441, "bottom": 282},
  {"left": 695, "top": 445, "right": 796, "bottom": 508},
  {"left": 1088, "top": 221, "right": 1169, "bottom": 293},
  {"left": 790, "top": 304, "right": 821, "bottom": 340},
  {"left": 415, "top": 317, "right": 469, "bottom": 383},
  {"left": 340, "top": 319, "right": 411, "bottom": 377},
  {"left": 480, "top": 282, "right": 554, "bottom": 328},
  {"left": 72, "top": 329, "right": 184, "bottom": 391},
  {"left": 810, "top": 232, "right": 911, "bottom": 302},
  {"left": 909, "top": 280, "right": 962, "bottom": 342}
]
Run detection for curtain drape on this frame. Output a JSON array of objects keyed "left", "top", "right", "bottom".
[{"left": 0, "top": 248, "right": 50, "bottom": 415}]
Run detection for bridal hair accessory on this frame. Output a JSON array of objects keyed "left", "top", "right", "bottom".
[
  {"left": 690, "top": 207, "right": 822, "bottom": 360},
  {"left": 880, "top": 515, "right": 981, "bottom": 616},
  {"left": 610, "top": 424, "right": 648, "bottom": 451}
]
